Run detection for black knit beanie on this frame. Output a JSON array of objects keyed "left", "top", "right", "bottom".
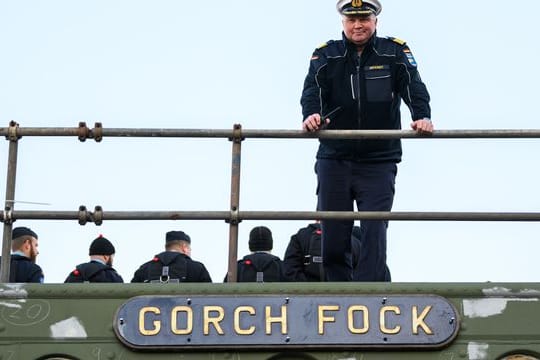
[
  {"left": 248, "top": 226, "right": 273, "bottom": 252},
  {"left": 89, "top": 235, "right": 115, "bottom": 256}
]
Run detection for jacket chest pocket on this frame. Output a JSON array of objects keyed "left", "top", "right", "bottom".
[{"left": 364, "top": 66, "right": 392, "bottom": 102}]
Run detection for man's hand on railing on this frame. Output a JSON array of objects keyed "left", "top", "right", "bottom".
[
  {"left": 303, "top": 113, "right": 327, "bottom": 132},
  {"left": 411, "top": 118, "right": 433, "bottom": 135}
]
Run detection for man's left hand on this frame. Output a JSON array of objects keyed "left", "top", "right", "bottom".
[{"left": 411, "top": 118, "right": 433, "bottom": 134}]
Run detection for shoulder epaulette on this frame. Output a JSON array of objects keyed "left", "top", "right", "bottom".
[
  {"left": 317, "top": 42, "right": 329, "bottom": 50},
  {"left": 387, "top": 36, "right": 407, "bottom": 46}
]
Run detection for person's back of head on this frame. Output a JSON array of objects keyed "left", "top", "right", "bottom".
[
  {"left": 165, "top": 230, "right": 191, "bottom": 256},
  {"left": 9, "top": 226, "right": 43, "bottom": 282},
  {"left": 89, "top": 235, "right": 115, "bottom": 256},
  {"left": 11, "top": 226, "right": 39, "bottom": 261},
  {"left": 248, "top": 226, "right": 273, "bottom": 253},
  {"left": 89, "top": 234, "right": 116, "bottom": 266}
]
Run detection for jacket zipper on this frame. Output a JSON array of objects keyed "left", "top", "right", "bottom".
[{"left": 355, "top": 54, "right": 362, "bottom": 129}]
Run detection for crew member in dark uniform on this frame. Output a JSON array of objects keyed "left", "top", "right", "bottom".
[
  {"left": 0, "top": 226, "right": 44, "bottom": 283},
  {"left": 301, "top": 0, "right": 432, "bottom": 281},
  {"left": 284, "top": 222, "right": 389, "bottom": 281},
  {"left": 65, "top": 235, "right": 123, "bottom": 283},
  {"left": 131, "top": 230, "right": 212, "bottom": 283},
  {"left": 225, "top": 226, "right": 288, "bottom": 283}
]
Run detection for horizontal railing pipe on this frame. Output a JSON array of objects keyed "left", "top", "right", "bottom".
[
  {"left": 3, "top": 126, "right": 540, "bottom": 139},
  {"left": 2, "top": 210, "right": 540, "bottom": 223}
]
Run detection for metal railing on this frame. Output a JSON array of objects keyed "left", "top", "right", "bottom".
[{"left": 2, "top": 121, "right": 540, "bottom": 283}]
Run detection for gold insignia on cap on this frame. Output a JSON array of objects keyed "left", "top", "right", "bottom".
[{"left": 352, "top": 0, "right": 363, "bottom": 8}]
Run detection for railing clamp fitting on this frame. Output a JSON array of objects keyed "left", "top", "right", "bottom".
[
  {"left": 228, "top": 124, "right": 244, "bottom": 144},
  {"left": 78, "top": 122, "right": 90, "bottom": 142},
  {"left": 1, "top": 207, "right": 13, "bottom": 225},
  {"left": 91, "top": 122, "right": 103, "bottom": 143},
  {"left": 226, "top": 208, "right": 241, "bottom": 225},
  {"left": 6, "top": 121, "right": 21, "bottom": 142},
  {"left": 93, "top": 205, "right": 104, "bottom": 226},
  {"left": 78, "top": 205, "right": 88, "bottom": 225}
]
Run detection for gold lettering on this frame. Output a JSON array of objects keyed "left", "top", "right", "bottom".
[
  {"left": 380, "top": 306, "right": 401, "bottom": 334},
  {"left": 139, "top": 306, "right": 161, "bottom": 336},
  {"left": 318, "top": 305, "right": 339, "bottom": 335},
  {"left": 412, "top": 305, "right": 433, "bottom": 335},
  {"left": 171, "top": 306, "right": 193, "bottom": 335},
  {"left": 203, "top": 306, "right": 225, "bottom": 335},
  {"left": 234, "top": 306, "right": 256, "bottom": 335},
  {"left": 265, "top": 305, "right": 288, "bottom": 335},
  {"left": 348, "top": 305, "right": 369, "bottom": 334}
]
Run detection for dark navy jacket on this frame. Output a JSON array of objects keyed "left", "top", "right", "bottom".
[
  {"left": 0, "top": 255, "right": 44, "bottom": 283},
  {"left": 301, "top": 33, "right": 431, "bottom": 162},
  {"left": 283, "top": 223, "right": 362, "bottom": 282},
  {"left": 131, "top": 251, "right": 212, "bottom": 283},
  {"left": 64, "top": 260, "right": 123, "bottom": 283}
]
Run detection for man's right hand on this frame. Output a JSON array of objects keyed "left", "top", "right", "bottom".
[{"left": 302, "top": 113, "right": 329, "bottom": 131}]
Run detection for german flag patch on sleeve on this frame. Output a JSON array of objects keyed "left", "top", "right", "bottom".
[{"left": 403, "top": 46, "right": 417, "bottom": 67}]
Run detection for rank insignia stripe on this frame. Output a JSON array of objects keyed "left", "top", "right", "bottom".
[{"left": 389, "top": 37, "right": 407, "bottom": 46}]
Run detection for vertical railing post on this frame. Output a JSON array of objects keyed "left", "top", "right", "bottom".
[
  {"left": 226, "top": 124, "right": 244, "bottom": 283},
  {"left": 1, "top": 121, "right": 20, "bottom": 283}
]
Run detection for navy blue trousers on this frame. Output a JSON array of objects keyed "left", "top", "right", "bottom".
[{"left": 316, "top": 159, "right": 396, "bottom": 281}]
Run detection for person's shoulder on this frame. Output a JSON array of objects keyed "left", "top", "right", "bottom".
[
  {"left": 106, "top": 267, "right": 124, "bottom": 281},
  {"left": 315, "top": 39, "right": 339, "bottom": 49},
  {"left": 187, "top": 257, "right": 207, "bottom": 268},
  {"left": 31, "top": 262, "right": 44, "bottom": 273},
  {"left": 313, "top": 39, "right": 344, "bottom": 56},
  {"left": 269, "top": 254, "right": 283, "bottom": 262},
  {"left": 105, "top": 265, "right": 120, "bottom": 273},
  {"left": 376, "top": 36, "right": 408, "bottom": 51},
  {"left": 385, "top": 36, "right": 407, "bottom": 45},
  {"left": 295, "top": 222, "right": 319, "bottom": 233},
  {"left": 135, "top": 257, "right": 155, "bottom": 269}
]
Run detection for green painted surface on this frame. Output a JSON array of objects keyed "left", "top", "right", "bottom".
[{"left": 0, "top": 283, "right": 539, "bottom": 360}]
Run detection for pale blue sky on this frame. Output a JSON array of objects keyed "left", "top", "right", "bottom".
[{"left": 1, "top": 0, "right": 539, "bottom": 283}]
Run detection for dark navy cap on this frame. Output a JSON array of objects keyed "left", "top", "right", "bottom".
[
  {"left": 12, "top": 226, "right": 38, "bottom": 240},
  {"left": 166, "top": 230, "right": 191, "bottom": 244},
  {"left": 336, "top": 0, "right": 382, "bottom": 16}
]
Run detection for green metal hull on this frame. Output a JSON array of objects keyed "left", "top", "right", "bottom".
[{"left": 1, "top": 282, "right": 539, "bottom": 360}]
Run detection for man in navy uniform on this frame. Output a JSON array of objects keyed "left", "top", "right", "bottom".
[
  {"left": 0, "top": 227, "right": 44, "bottom": 283},
  {"left": 65, "top": 235, "right": 123, "bottom": 283},
  {"left": 301, "top": 0, "right": 432, "bottom": 281},
  {"left": 131, "top": 230, "right": 212, "bottom": 283},
  {"left": 226, "top": 226, "right": 288, "bottom": 283},
  {"left": 284, "top": 222, "right": 391, "bottom": 282}
]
